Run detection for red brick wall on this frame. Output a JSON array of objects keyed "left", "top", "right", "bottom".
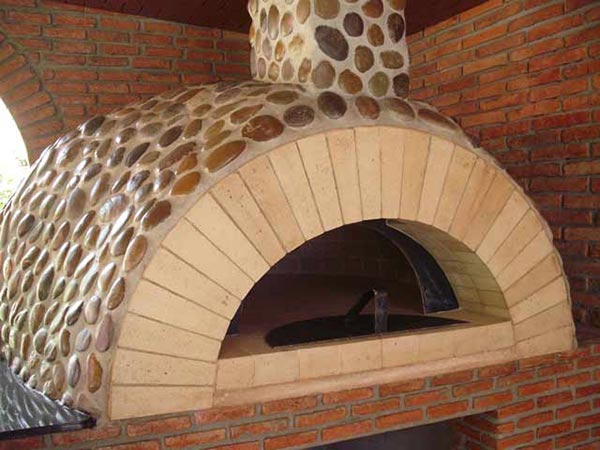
[
  {"left": 0, "top": 0, "right": 250, "bottom": 161},
  {"left": 407, "top": 0, "right": 600, "bottom": 329},
  {"left": 1, "top": 344, "right": 597, "bottom": 450}
]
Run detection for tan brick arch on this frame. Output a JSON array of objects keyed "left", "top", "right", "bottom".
[{"left": 109, "top": 125, "right": 575, "bottom": 420}]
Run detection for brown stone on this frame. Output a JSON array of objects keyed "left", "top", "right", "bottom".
[
  {"left": 343, "top": 13, "right": 364, "bottom": 37},
  {"left": 242, "top": 115, "right": 284, "bottom": 142},
  {"left": 37, "top": 266, "right": 54, "bottom": 301},
  {"left": 98, "top": 262, "right": 116, "bottom": 293},
  {"left": 381, "top": 50, "right": 404, "bottom": 69},
  {"left": 267, "top": 90, "right": 299, "bottom": 105},
  {"left": 59, "top": 328, "right": 70, "bottom": 357},
  {"left": 356, "top": 96, "right": 381, "bottom": 120},
  {"left": 339, "top": 70, "right": 363, "bottom": 94},
  {"left": 297, "top": 0, "right": 311, "bottom": 23},
  {"left": 121, "top": 111, "right": 142, "bottom": 127},
  {"left": 158, "top": 143, "right": 196, "bottom": 170},
  {"left": 362, "top": 0, "right": 383, "bottom": 17},
  {"left": 369, "top": 72, "right": 390, "bottom": 97},
  {"left": 205, "top": 130, "right": 233, "bottom": 150},
  {"left": 419, "top": 108, "right": 458, "bottom": 130},
  {"left": 389, "top": 0, "right": 406, "bottom": 11},
  {"left": 84, "top": 295, "right": 101, "bottom": 324},
  {"left": 393, "top": 73, "right": 410, "bottom": 97},
  {"left": 281, "top": 12, "right": 293, "bottom": 36},
  {"left": 17, "top": 214, "right": 34, "bottom": 238},
  {"left": 64, "top": 244, "right": 82, "bottom": 276},
  {"left": 257, "top": 57, "right": 267, "bottom": 78},
  {"left": 388, "top": 13, "right": 405, "bottom": 43},
  {"left": 215, "top": 87, "right": 242, "bottom": 105},
  {"left": 183, "top": 119, "right": 203, "bottom": 138},
  {"left": 262, "top": 38, "right": 273, "bottom": 58},
  {"left": 284, "top": 105, "right": 315, "bottom": 128},
  {"left": 116, "top": 128, "right": 135, "bottom": 145},
  {"left": 268, "top": 5, "right": 280, "bottom": 39},
  {"left": 355, "top": 46, "right": 374, "bottom": 73},
  {"left": 112, "top": 172, "right": 130, "bottom": 195},
  {"left": 33, "top": 329, "right": 47, "bottom": 354},
  {"left": 75, "top": 329, "right": 91, "bottom": 352},
  {"left": 87, "top": 354, "right": 102, "bottom": 393},
  {"left": 367, "top": 24, "right": 385, "bottom": 46},
  {"left": 141, "top": 200, "right": 171, "bottom": 231},
  {"left": 176, "top": 153, "right": 198, "bottom": 174},
  {"left": 44, "top": 339, "right": 58, "bottom": 362},
  {"left": 53, "top": 363, "right": 66, "bottom": 391},
  {"left": 383, "top": 98, "right": 415, "bottom": 119},
  {"left": 67, "top": 355, "right": 80, "bottom": 387},
  {"left": 66, "top": 300, "right": 83, "bottom": 326},
  {"left": 126, "top": 170, "right": 150, "bottom": 193},
  {"left": 82, "top": 163, "right": 102, "bottom": 182},
  {"left": 140, "top": 122, "right": 163, "bottom": 136},
  {"left": 282, "top": 60, "right": 295, "bottom": 80},
  {"left": 205, "top": 141, "right": 247, "bottom": 173},
  {"left": 66, "top": 188, "right": 86, "bottom": 219},
  {"left": 260, "top": 8, "right": 267, "bottom": 32},
  {"left": 318, "top": 92, "right": 347, "bottom": 119},
  {"left": 311, "top": 61, "right": 336, "bottom": 88},
  {"left": 154, "top": 170, "right": 175, "bottom": 192},
  {"left": 159, "top": 126, "right": 183, "bottom": 147},
  {"left": 298, "top": 58, "right": 312, "bottom": 82},
  {"left": 57, "top": 140, "right": 82, "bottom": 167},
  {"left": 82, "top": 116, "right": 105, "bottom": 136},
  {"left": 288, "top": 35, "right": 304, "bottom": 57},
  {"left": 99, "top": 194, "right": 129, "bottom": 222},
  {"left": 171, "top": 172, "right": 201, "bottom": 196},
  {"left": 193, "top": 104, "right": 212, "bottom": 117},
  {"left": 111, "top": 227, "right": 134, "bottom": 257},
  {"left": 107, "top": 147, "right": 125, "bottom": 167},
  {"left": 315, "top": 0, "right": 340, "bottom": 19},
  {"left": 139, "top": 150, "right": 160, "bottom": 166},
  {"left": 204, "top": 120, "right": 225, "bottom": 141},
  {"left": 107, "top": 277, "right": 125, "bottom": 310},
  {"left": 95, "top": 314, "right": 113, "bottom": 353},
  {"left": 275, "top": 41, "right": 286, "bottom": 61},
  {"left": 315, "top": 26, "right": 349, "bottom": 61}
]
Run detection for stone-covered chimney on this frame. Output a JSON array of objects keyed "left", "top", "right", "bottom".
[{"left": 249, "top": 0, "right": 410, "bottom": 98}]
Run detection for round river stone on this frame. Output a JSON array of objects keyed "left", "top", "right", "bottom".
[
  {"left": 242, "top": 115, "right": 284, "bottom": 142},
  {"left": 343, "top": 13, "right": 364, "bottom": 37},
  {"left": 315, "top": 0, "right": 340, "bottom": 19},
  {"left": 312, "top": 61, "right": 336, "bottom": 89},
  {"left": 315, "top": 26, "right": 349, "bottom": 61},
  {"left": 355, "top": 46, "right": 374, "bottom": 73},
  {"left": 284, "top": 105, "right": 315, "bottom": 128},
  {"left": 339, "top": 70, "right": 363, "bottom": 94},
  {"left": 318, "top": 92, "right": 347, "bottom": 119},
  {"left": 388, "top": 13, "right": 405, "bottom": 43},
  {"left": 205, "top": 141, "right": 247, "bottom": 173}
]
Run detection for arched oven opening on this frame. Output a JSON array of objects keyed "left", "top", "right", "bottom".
[{"left": 222, "top": 219, "right": 464, "bottom": 353}]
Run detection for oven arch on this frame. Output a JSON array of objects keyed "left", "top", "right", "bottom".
[{"left": 109, "top": 125, "right": 575, "bottom": 420}]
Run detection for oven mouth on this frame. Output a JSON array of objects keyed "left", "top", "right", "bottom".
[{"left": 265, "top": 313, "right": 466, "bottom": 348}]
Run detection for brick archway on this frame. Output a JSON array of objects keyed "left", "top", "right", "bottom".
[
  {"left": 0, "top": 33, "right": 63, "bottom": 163},
  {"left": 110, "top": 125, "right": 576, "bottom": 420}
]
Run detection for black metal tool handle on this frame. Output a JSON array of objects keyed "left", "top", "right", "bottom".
[{"left": 344, "top": 289, "right": 389, "bottom": 333}]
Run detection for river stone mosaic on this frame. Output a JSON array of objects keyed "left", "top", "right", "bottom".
[
  {"left": 0, "top": 78, "right": 468, "bottom": 417},
  {"left": 0, "top": 0, "right": 474, "bottom": 421},
  {"left": 250, "top": 0, "right": 409, "bottom": 98}
]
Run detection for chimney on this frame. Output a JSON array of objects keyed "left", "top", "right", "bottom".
[{"left": 249, "top": 0, "right": 410, "bottom": 98}]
